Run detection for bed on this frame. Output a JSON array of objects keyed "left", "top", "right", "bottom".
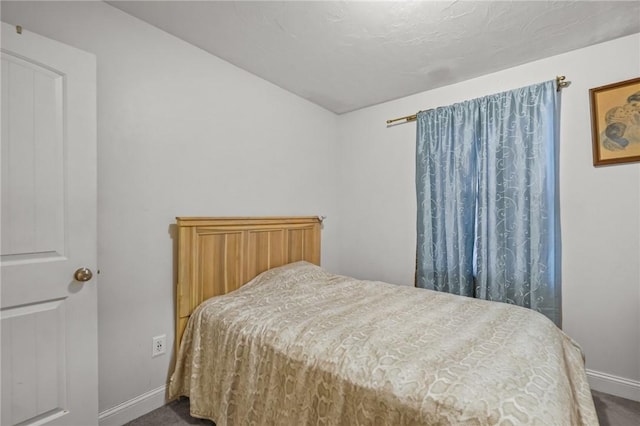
[{"left": 169, "top": 217, "right": 598, "bottom": 425}]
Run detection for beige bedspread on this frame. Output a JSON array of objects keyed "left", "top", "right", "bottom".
[{"left": 169, "top": 262, "right": 598, "bottom": 425}]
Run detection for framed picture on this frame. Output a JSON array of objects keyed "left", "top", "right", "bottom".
[{"left": 590, "top": 77, "right": 640, "bottom": 166}]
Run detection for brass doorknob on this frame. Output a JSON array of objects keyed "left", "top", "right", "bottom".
[{"left": 74, "top": 267, "right": 93, "bottom": 282}]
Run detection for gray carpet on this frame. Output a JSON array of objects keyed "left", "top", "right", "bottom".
[
  {"left": 592, "top": 390, "right": 640, "bottom": 426},
  {"left": 124, "top": 398, "right": 214, "bottom": 426},
  {"left": 125, "top": 390, "right": 640, "bottom": 426}
]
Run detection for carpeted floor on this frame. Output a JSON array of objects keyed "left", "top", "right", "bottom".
[
  {"left": 591, "top": 390, "right": 640, "bottom": 426},
  {"left": 125, "top": 390, "right": 640, "bottom": 426},
  {"left": 124, "top": 397, "right": 214, "bottom": 425}
]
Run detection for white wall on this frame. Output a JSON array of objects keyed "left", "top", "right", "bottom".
[
  {"left": 0, "top": 1, "right": 340, "bottom": 421},
  {"left": 337, "top": 34, "right": 640, "bottom": 399}
]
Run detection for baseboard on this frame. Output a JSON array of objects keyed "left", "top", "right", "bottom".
[
  {"left": 587, "top": 369, "right": 640, "bottom": 402},
  {"left": 98, "top": 385, "right": 166, "bottom": 426}
]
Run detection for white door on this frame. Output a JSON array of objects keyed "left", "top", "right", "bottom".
[{"left": 1, "top": 22, "right": 98, "bottom": 426}]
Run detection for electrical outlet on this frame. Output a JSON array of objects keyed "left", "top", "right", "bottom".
[{"left": 152, "top": 335, "right": 166, "bottom": 357}]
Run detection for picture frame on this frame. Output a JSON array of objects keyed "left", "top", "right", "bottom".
[{"left": 590, "top": 77, "right": 640, "bottom": 166}]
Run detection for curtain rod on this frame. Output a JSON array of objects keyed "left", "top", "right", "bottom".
[{"left": 386, "top": 76, "right": 571, "bottom": 125}]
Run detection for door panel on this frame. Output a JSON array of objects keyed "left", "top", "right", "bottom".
[
  {"left": 1, "top": 22, "right": 97, "bottom": 426},
  {"left": 1, "top": 299, "right": 66, "bottom": 425},
  {"left": 1, "top": 53, "right": 64, "bottom": 259}
]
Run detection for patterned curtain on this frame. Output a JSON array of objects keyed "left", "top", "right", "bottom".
[
  {"left": 415, "top": 101, "right": 478, "bottom": 297},
  {"left": 416, "top": 80, "right": 561, "bottom": 326}
]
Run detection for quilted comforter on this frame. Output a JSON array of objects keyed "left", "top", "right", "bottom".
[{"left": 169, "top": 262, "right": 597, "bottom": 425}]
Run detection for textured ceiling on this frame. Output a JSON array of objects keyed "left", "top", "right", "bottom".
[{"left": 108, "top": 1, "right": 640, "bottom": 114}]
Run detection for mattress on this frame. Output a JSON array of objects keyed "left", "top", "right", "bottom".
[{"left": 169, "top": 261, "right": 598, "bottom": 425}]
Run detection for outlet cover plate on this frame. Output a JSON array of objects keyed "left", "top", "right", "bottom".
[{"left": 152, "top": 334, "right": 166, "bottom": 357}]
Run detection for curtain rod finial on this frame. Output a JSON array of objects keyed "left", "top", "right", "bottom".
[{"left": 556, "top": 76, "right": 570, "bottom": 91}]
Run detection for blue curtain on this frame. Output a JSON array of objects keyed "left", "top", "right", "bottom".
[
  {"left": 416, "top": 80, "right": 561, "bottom": 326},
  {"left": 416, "top": 102, "right": 478, "bottom": 297}
]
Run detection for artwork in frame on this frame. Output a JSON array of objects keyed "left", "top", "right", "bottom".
[{"left": 590, "top": 77, "right": 640, "bottom": 166}]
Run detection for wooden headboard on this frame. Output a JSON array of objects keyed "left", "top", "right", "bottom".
[{"left": 175, "top": 216, "right": 321, "bottom": 354}]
